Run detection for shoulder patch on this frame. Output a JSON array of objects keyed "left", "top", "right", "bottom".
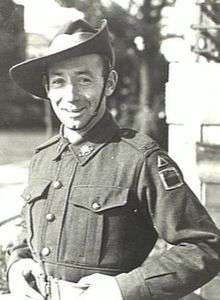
[
  {"left": 35, "top": 135, "right": 60, "bottom": 153},
  {"left": 159, "top": 167, "right": 184, "bottom": 190},
  {"left": 157, "top": 153, "right": 184, "bottom": 190}
]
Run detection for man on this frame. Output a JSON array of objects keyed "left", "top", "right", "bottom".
[{"left": 6, "top": 19, "right": 220, "bottom": 300}]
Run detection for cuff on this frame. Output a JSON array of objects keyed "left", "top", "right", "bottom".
[{"left": 116, "top": 268, "right": 152, "bottom": 300}]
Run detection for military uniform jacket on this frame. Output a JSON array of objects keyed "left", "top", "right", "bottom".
[{"left": 8, "top": 111, "right": 220, "bottom": 300}]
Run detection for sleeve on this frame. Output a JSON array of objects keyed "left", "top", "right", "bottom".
[
  {"left": 6, "top": 204, "right": 33, "bottom": 272},
  {"left": 116, "top": 150, "right": 220, "bottom": 300},
  {"left": 6, "top": 159, "right": 36, "bottom": 273}
]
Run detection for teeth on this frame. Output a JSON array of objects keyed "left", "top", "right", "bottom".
[{"left": 64, "top": 108, "right": 84, "bottom": 113}]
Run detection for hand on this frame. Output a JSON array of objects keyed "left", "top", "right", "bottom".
[
  {"left": 51, "top": 279, "right": 89, "bottom": 299},
  {"left": 78, "top": 273, "right": 123, "bottom": 300},
  {"left": 8, "top": 258, "right": 44, "bottom": 300}
]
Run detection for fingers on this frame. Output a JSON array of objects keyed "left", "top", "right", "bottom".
[
  {"left": 9, "top": 261, "right": 44, "bottom": 300},
  {"left": 70, "top": 281, "right": 90, "bottom": 290},
  {"left": 24, "top": 287, "right": 44, "bottom": 300},
  {"left": 53, "top": 279, "right": 88, "bottom": 299},
  {"left": 15, "top": 279, "right": 44, "bottom": 300}
]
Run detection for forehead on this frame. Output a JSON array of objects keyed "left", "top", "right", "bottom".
[{"left": 48, "top": 54, "right": 103, "bottom": 75}]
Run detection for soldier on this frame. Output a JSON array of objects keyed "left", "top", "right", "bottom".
[{"left": 6, "top": 19, "right": 220, "bottom": 300}]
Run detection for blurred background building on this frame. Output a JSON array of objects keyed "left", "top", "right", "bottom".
[{"left": 0, "top": 0, "right": 220, "bottom": 298}]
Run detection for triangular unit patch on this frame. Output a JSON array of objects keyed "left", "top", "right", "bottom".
[{"left": 157, "top": 156, "right": 169, "bottom": 168}]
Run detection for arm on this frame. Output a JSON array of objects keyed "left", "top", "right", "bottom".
[
  {"left": 6, "top": 158, "right": 44, "bottom": 299},
  {"left": 6, "top": 204, "right": 44, "bottom": 300},
  {"left": 6, "top": 208, "right": 32, "bottom": 272},
  {"left": 6, "top": 157, "right": 37, "bottom": 271},
  {"left": 116, "top": 151, "right": 220, "bottom": 300}
]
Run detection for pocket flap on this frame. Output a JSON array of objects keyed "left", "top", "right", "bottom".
[
  {"left": 71, "top": 186, "right": 129, "bottom": 212},
  {"left": 21, "top": 180, "right": 51, "bottom": 203}
]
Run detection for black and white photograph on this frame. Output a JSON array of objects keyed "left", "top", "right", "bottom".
[{"left": 0, "top": 0, "right": 220, "bottom": 299}]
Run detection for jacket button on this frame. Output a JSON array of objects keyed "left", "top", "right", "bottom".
[
  {"left": 41, "top": 247, "right": 50, "bottom": 257},
  {"left": 53, "top": 180, "right": 62, "bottom": 189},
  {"left": 92, "top": 202, "right": 101, "bottom": 210},
  {"left": 46, "top": 213, "right": 55, "bottom": 222}
]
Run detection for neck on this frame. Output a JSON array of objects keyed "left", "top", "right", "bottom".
[
  {"left": 64, "top": 106, "right": 106, "bottom": 145},
  {"left": 64, "top": 127, "right": 84, "bottom": 144}
]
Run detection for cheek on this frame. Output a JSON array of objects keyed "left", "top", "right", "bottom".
[
  {"left": 50, "top": 101, "right": 58, "bottom": 112},
  {"left": 48, "top": 89, "right": 62, "bottom": 102},
  {"left": 84, "top": 87, "right": 102, "bottom": 107},
  {"left": 81, "top": 92, "right": 95, "bottom": 107},
  {"left": 81, "top": 92, "right": 90, "bottom": 104}
]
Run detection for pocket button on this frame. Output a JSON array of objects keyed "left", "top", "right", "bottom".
[
  {"left": 92, "top": 202, "right": 101, "bottom": 210},
  {"left": 53, "top": 181, "right": 62, "bottom": 189}
]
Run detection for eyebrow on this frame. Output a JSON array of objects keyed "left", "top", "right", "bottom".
[
  {"left": 50, "top": 72, "right": 64, "bottom": 77},
  {"left": 50, "top": 70, "right": 94, "bottom": 77}
]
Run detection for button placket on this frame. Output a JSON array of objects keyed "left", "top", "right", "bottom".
[
  {"left": 46, "top": 213, "right": 55, "bottom": 222},
  {"left": 39, "top": 158, "right": 64, "bottom": 257},
  {"left": 41, "top": 247, "right": 50, "bottom": 257}
]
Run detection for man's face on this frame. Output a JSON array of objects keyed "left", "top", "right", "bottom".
[{"left": 47, "top": 54, "right": 106, "bottom": 130}]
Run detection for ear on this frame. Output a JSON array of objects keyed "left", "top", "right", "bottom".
[{"left": 105, "top": 69, "right": 118, "bottom": 97}]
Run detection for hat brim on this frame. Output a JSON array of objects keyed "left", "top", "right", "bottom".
[{"left": 10, "top": 20, "right": 114, "bottom": 99}]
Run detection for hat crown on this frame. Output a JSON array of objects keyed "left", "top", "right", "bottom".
[
  {"left": 57, "top": 19, "right": 97, "bottom": 35},
  {"left": 48, "top": 32, "right": 94, "bottom": 55},
  {"left": 48, "top": 19, "right": 98, "bottom": 55},
  {"left": 46, "top": 19, "right": 114, "bottom": 65}
]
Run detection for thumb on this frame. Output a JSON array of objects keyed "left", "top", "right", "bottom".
[{"left": 78, "top": 274, "right": 99, "bottom": 286}]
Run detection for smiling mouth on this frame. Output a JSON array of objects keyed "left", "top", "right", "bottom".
[{"left": 63, "top": 107, "right": 86, "bottom": 113}]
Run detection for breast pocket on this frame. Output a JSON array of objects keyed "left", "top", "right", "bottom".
[
  {"left": 21, "top": 180, "right": 51, "bottom": 249},
  {"left": 59, "top": 186, "right": 130, "bottom": 266}
]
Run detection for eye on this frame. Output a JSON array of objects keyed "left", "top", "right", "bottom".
[
  {"left": 77, "top": 76, "right": 93, "bottom": 86},
  {"left": 50, "top": 77, "right": 66, "bottom": 88}
]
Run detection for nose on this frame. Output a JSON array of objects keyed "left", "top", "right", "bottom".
[{"left": 64, "top": 83, "right": 80, "bottom": 103}]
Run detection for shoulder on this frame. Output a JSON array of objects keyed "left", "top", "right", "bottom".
[
  {"left": 119, "top": 129, "right": 185, "bottom": 191},
  {"left": 119, "top": 128, "right": 160, "bottom": 157},
  {"left": 28, "top": 134, "right": 61, "bottom": 172},
  {"left": 34, "top": 134, "right": 60, "bottom": 153}
]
